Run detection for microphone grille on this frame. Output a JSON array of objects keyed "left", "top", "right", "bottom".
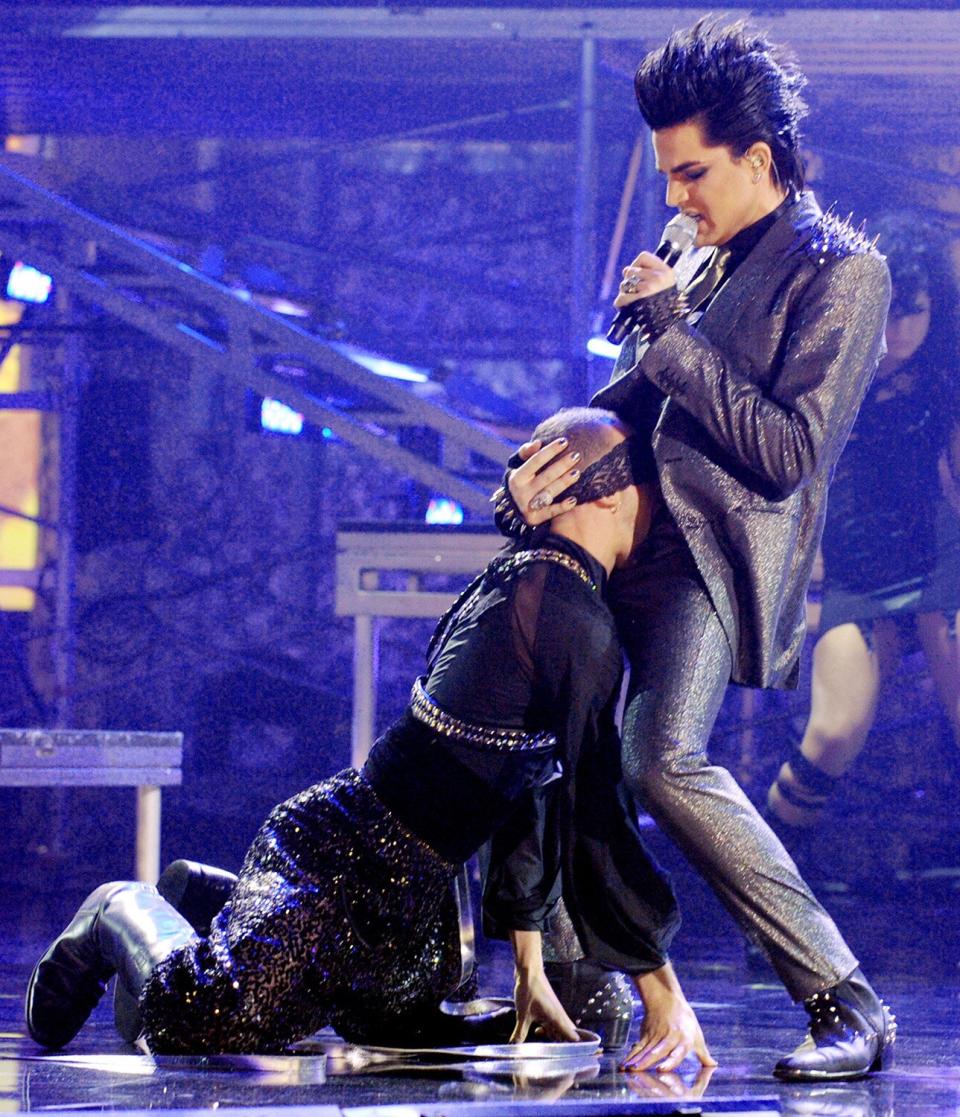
[{"left": 663, "top": 213, "right": 698, "bottom": 252}]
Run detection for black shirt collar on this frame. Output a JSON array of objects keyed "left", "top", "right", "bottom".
[{"left": 723, "top": 194, "right": 794, "bottom": 272}]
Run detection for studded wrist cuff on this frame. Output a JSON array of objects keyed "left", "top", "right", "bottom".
[
  {"left": 491, "top": 479, "right": 534, "bottom": 539},
  {"left": 631, "top": 286, "right": 689, "bottom": 344}
]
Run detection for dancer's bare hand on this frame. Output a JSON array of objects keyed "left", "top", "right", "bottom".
[
  {"left": 510, "top": 968, "right": 581, "bottom": 1045},
  {"left": 620, "top": 963, "right": 716, "bottom": 1073},
  {"left": 506, "top": 438, "right": 582, "bottom": 526},
  {"left": 620, "top": 997, "right": 715, "bottom": 1073}
]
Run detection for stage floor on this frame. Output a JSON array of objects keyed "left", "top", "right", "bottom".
[{"left": 2, "top": 885, "right": 958, "bottom": 1116}]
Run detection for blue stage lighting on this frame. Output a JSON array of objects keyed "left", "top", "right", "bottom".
[
  {"left": 6, "top": 262, "right": 53, "bottom": 305},
  {"left": 330, "top": 341, "right": 429, "bottom": 383},
  {"left": 260, "top": 397, "right": 304, "bottom": 436},
  {"left": 586, "top": 334, "right": 621, "bottom": 360},
  {"left": 425, "top": 497, "right": 464, "bottom": 525}
]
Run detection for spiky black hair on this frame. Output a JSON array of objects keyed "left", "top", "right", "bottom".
[{"left": 634, "top": 17, "right": 809, "bottom": 193}]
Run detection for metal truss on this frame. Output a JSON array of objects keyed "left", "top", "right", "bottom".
[
  {"left": 15, "top": 5, "right": 960, "bottom": 56},
  {"left": 0, "top": 161, "right": 514, "bottom": 515}
]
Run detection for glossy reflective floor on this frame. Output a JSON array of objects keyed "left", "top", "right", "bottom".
[{"left": 2, "top": 874, "right": 959, "bottom": 1117}]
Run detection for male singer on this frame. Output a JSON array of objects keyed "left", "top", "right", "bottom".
[{"left": 495, "top": 18, "right": 894, "bottom": 1081}]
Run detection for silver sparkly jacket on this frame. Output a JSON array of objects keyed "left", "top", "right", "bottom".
[{"left": 594, "top": 193, "right": 891, "bottom": 688}]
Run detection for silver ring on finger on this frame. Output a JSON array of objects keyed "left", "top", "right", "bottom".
[
  {"left": 621, "top": 274, "right": 644, "bottom": 294},
  {"left": 529, "top": 491, "right": 553, "bottom": 512}
]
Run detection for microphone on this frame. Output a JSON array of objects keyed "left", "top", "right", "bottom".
[{"left": 606, "top": 213, "right": 698, "bottom": 345}]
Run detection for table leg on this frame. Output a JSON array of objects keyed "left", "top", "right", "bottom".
[
  {"left": 351, "top": 614, "right": 380, "bottom": 768},
  {"left": 135, "top": 784, "right": 161, "bottom": 883}
]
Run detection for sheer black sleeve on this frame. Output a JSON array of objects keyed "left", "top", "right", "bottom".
[
  {"left": 482, "top": 786, "right": 561, "bottom": 936},
  {"left": 483, "top": 562, "right": 680, "bottom": 972}
]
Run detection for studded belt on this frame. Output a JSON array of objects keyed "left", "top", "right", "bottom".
[{"left": 409, "top": 677, "right": 557, "bottom": 752}]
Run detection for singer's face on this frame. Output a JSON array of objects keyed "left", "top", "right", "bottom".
[{"left": 652, "top": 120, "right": 774, "bottom": 247}]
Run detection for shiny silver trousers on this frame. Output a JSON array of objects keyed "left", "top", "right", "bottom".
[{"left": 611, "top": 519, "right": 858, "bottom": 1000}]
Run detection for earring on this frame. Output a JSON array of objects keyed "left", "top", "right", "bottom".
[{"left": 752, "top": 160, "right": 763, "bottom": 184}]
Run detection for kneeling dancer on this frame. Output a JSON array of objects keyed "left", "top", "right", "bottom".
[{"left": 26, "top": 407, "right": 712, "bottom": 1071}]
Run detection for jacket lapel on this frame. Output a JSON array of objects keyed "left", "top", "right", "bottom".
[{"left": 695, "top": 192, "right": 822, "bottom": 346}]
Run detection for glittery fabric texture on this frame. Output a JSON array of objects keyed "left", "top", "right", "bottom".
[
  {"left": 595, "top": 193, "right": 891, "bottom": 689},
  {"left": 612, "top": 511, "right": 859, "bottom": 1000},
  {"left": 541, "top": 896, "right": 587, "bottom": 962},
  {"left": 140, "top": 769, "right": 461, "bottom": 1054}
]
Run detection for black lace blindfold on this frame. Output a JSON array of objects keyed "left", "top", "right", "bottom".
[{"left": 563, "top": 438, "right": 644, "bottom": 504}]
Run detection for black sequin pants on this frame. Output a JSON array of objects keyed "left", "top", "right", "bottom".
[
  {"left": 140, "top": 769, "right": 462, "bottom": 1053},
  {"left": 611, "top": 522, "right": 859, "bottom": 1000}
]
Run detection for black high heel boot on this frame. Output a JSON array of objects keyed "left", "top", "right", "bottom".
[
  {"left": 114, "top": 860, "right": 238, "bottom": 1042},
  {"left": 541, "top": 897, "right": 634, "bottom": 1050},
  {"left": 26, "top": 882, "right": 195, "bottom": 1049},
  {"left": 543, "top": 960, "right": 635, "bottom": 1050},
  {"left": 774, "top": 967, "right": 896, "bottom": 1081}
]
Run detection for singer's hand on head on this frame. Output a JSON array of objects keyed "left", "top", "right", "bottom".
[
  {"left": 507, "top": 438, "right": 581, "bottom": 526},
  {"left": 613, "top": 250, "right": 677, "bottom": 310}
]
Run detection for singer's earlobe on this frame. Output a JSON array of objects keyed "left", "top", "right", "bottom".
[{"left": 745, "top": 142, "right": 774, "bottom": 185}]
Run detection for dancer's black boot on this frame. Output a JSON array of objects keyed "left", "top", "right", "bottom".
[
  {"left": 26, "top": 881, "right": 196, "bottom": 1049},
  {"left": 543, "top": 960, "right": 634, "bottom": 1049},
  {"left": 774, "top": 967, "right": 896, "bottom": 1081},
  {"left": 114, "top": 860, "right": 238, "bottom": 1042},
  {"left": 155, "top": 859, "right": 238, "bottom": 935},
  {"left": 541, "top": 898, "right": 634, "bottom": 1050}
]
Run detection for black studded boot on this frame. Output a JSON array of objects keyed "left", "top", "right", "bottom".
[
  {"left": 774, "top": 968, "right": 896, "bottom": 1081},
  {"left": 543, "top": 960, "right": 635, "bottom": 1049},
  {"left": 26, "top": 882, "right": 195, "bottom": 1049},
  {"left": 542, "top": 898, "right": 634, "bottom": 1050}
]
